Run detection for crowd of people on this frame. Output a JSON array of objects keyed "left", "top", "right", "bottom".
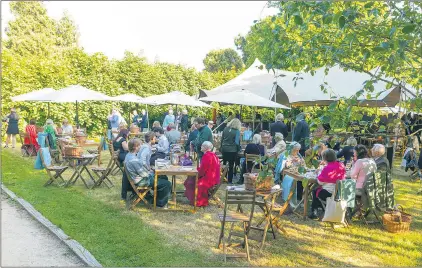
[{"left": 1, "top": 106, "right": 416, "bottom": 213}]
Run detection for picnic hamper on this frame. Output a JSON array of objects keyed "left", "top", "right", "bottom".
[
  {"left": 382, "top": 205, "right": 412, "bottom": 233},
  {"left": 64, "top": 146, "right": 83, "bottom": 157}
]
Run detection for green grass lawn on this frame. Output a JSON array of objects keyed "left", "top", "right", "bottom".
[{"left": 1, "top": 147, "right": 421, "bottom": 266}]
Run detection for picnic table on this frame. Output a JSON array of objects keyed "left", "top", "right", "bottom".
[
  {"left": 153, "top": 165, "right": 199, "bottom": 212},
  {"left": 63, "top": 154, "right": 99, "bottom": 189},
  {"left": 282, "top": 169, "right": 318, "bottom": 220}
]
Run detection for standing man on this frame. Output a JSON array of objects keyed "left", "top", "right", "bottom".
[
  {"left": 192, "top": 117, "right": 213, "bottom": 161},
  {"left": 140, "top": 109, "right": 148, "bottom": 132},
  {"left": 270, "top": 113, "right": 288, "bottom": 146},
  {"left": 180, "top": 109, "right": 189, "bottom": 133},
  {"left": 132, "top": 110, "right": 140, "bottom": 126},
  {"left": 292, "top": 112, "right": 310, "bottom": 202}
]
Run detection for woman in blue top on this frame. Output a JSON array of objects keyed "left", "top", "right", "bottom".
[
  {"left": 220, "top": 118, "right": 241, "bottom": 184},
  {"left": 163, "top": 109, "right": 175, "bottom": 129}
]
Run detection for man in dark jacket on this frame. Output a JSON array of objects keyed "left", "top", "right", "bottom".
[
  {"left": 180, "top": 109, "right": 189, "bottom": 133},
  {"left": 192, "top": 117, "right": 213, "bottom": 161},
  {"left": 270, "top": 113, "right": 288, "bottom": 146},
  {"left": 293, "top": 113, "right": 310, "bottom": 156}
]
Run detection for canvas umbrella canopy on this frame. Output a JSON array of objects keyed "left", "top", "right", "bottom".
[
  {"left": 144, "top": 91, "right": 211, "bottom": 107},
  {"left": 200, "top": 89, "right": 290, "bottom": 130},
  {"left": 45, "top": 85, "right": 112, "bottom": 127},
  {"left": 11, "top": 88, "right": 57, "bottom": 117},
  {"left": 111, "top": 93, "right": 159, "bottom": 129}
]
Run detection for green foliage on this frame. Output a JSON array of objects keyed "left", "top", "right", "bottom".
[
  {"left": 1, "top": 2, "right": 241, "bottom": 136},
  {"left": 236, "top": 1, "right": 421, "bottom": 124},
  {"left": 203, "top": 48, "right": 244, "bottom": 73}
]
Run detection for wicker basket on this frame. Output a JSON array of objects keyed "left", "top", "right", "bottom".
[
  {"left": 243, "top": 173, "right": 273, "bottom": 191},
  {"left": 64, "top": 146, "right": 83, "bottom": 157},
  {"left": 382, "top": 206, "right": 412, "bottom": 233}
]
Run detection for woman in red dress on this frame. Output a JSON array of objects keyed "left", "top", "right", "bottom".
[
  {"left": 184, "top": 141, "right": 220, "bottom": 207},
  {"left": 24, "top": 119, "right": 40, "bottom": 151}
]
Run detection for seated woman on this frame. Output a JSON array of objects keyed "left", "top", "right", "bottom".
[
  {"left": 350, "top": 144, "right": 377, "bottom": 196},
  {"left": 239, "top": 134, "right": 266, "bottom": 184},
  {"left": 185, "top": 124, "right": 198, "bottom": 153},
  {"left": 309, "top": 149, "right": 346, "bottom": 219},
  {"left": 371, "top": 144, "right": 390, "bottom": 172},
  {"left": 24, "top": 119, "right": 40, "bottom": 151},
  {"left": 266, "top": 133, "right": 286, "bottom": 158},
  {"left": 152, "top": 121, "right": 161, "bottom": 129},
  {"left": 337, "top": 137, "right": 357, "bottom": 165},
  {"left": 113, "top": 128, "right": 129, "bottom": 164},
  {"left": 61, "top": 119, "right": 73, "bottom": 136},
  {"left": 124, "top": 134, "right": 171, "bottom": 207},
  {"left": 281, "top": 142, "right": 306, "bottom": 201},
  {"left": 184, "top": 141, "right": 220, "bottom": 207},
  {"left": 44, "top": 119, "right": 58, "bottom": 149}
]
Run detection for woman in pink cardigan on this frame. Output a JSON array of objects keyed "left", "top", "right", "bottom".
[{"left": 309, "top": 149, "right": 346, "bottom": 219}]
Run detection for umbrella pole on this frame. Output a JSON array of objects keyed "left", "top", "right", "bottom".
[
  {"left": 48, "top": 103, "right": 50, "bottom": 118},
  {"left": 76, "top": 101, "right": 79, "bottom": 128},
  {"left": 252, "top": 107, "right": 255, "bottom": 132},
  {"left": 146, "top": 104, "right": 149, "bottom": 131}
]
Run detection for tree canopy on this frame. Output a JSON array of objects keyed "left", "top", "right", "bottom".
[{"left": 203, "top": 48, "right": 244, "bottom": 73}]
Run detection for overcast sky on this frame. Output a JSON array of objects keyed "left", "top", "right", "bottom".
[{"left": 1, "top": 1, "right": 277, "bottom": 70}]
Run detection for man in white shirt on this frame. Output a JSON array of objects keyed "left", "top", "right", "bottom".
[{"left": 150, "top": 127, "right": 169, "bottom": 165}]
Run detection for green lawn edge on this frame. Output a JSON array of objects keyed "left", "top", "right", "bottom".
[{"left": 1, "top": 150, "right": 223, "bottom": 267}]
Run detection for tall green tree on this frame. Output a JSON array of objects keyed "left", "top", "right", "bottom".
[{"left": 203, "top": 48, "right": 244, "bottom": 73}]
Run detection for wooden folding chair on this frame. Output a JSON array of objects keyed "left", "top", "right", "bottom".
[
  {"left": 19, "top": 133, "right": 36, "bottom": 157},
  {"left": 245, "top": 153, "right": 262, "bottom": 173},
  {"left": 45, "top": 135, "right": 61, "bottom": 164},
  {"left": 251, "top": 189, "right": 282, "bottom": 248},
  {"left": 91, "top": 156, "right": 115, "bottom": 189},
  {"left": 271, "top": 180, "right": 298, "bottom": 234},
  {"left": 208, "top": 165, "right": 228, "bottom": 208},
  {"left": 217, "top": 190, "right": 256, "bottom": 262},
  {"left": 107, "top": 140, "right": 124, "bottom": 175},
  {"left": 87, "top": 136, "right": 105, "bottom": 166},
  {"left": 40, "top": 148, "right": 68, "bottom": 186},
  {"left": 124, "top": 164, "right": 151, "bottom": 209}
]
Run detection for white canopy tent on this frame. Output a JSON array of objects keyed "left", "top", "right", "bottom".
[
  {"left": 144, "top": 91, "right": 211, "bottom": 108},
  {"left": 276, "top": 65, "right": 418, "bottom": 107},
  {"left": 111, "top": 93, "right": 158, "bottom": 105},
  {"left": 199, "top": 58, "right": 296, "bottom": 106}
]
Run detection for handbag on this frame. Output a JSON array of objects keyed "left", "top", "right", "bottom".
[
  {"left": 179, "top": 154, "right": 193, "bottom": 166},
  {"left": 322, "top": 184, "right": 347, "bottom": 224}
]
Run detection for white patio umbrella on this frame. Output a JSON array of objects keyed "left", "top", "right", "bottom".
[
  {"left": 200, "top": 89, "right": 290, "bottom": 130},
  {"left": 47, "top": 85, "right": 112, "bottom": 127},
  {"left": 144, "top": 91, "right": 211, "bottom": 107},
  {"left": 111, "top": 93, "right": 158, "bottom": 129},
  {"left": 11, "top": 88, "right": 57, "bottom": 117}
]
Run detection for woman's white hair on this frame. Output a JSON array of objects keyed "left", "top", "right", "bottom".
[
  {"left": 372, "top": 144, "right": 385, "bottom": 157},
  {"left": 276, "top": 113, "right": 284, "bottom": 121},
  {"left": 201, "top": 141, "right": 214, "bottom": 151},
  {"left": 291, "top": 141, "right": 301, "bottom": 150},
  {"left": 227, "top": 118, "right": 241, "bottom": 130},
  {"left": 274, "top": 132, "right": 284, "bottom": 142},
  {"left": 252, "top": 134, "right": 262, "bottom": 144},
  {"left": 169, "top": 110, "right": 174, "bottom": 115},
  {"left": 346, "top": 137, "right": 357, "bottom": 146}
]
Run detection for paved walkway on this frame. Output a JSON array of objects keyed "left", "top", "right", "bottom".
[{"left": 1, "top": 194, "right": 85, "bottom": 267}]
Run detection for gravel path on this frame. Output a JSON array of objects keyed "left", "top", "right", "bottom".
[{"left": 1, "top": 194, "right": 85, "bottom": 267}]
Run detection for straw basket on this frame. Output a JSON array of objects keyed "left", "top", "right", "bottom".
[
  {"left": 64, "top": 146, "right": 83, "bottom": 157},
  {"left": 243, "top": 173, "right": 273, "bottom": 191},
  {"left": 382, "top": 205, "right": 412, "bottom": 233}
]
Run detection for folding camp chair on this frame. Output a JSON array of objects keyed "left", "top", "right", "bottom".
[
  {"left": 45, "top": 135, "right": 61, "bottom": 164},
  {"left": 91, "top": 156, "right": 115, "bottom": 189},
  {"left": 124, "top": 164, "right": 152, "bottom": 209},
  {"left": 19, "top": 133, "right": 37, "bottom": 157},
  {"left": 107, "top": 140, "right": 124, "bottom": 175},
  {"left": 208, "top": 165, "right": 228, "bottom": 208},
  {"left": 245, "top": 154, "right": 262, "bottom": 173},
  {"left": 40, "top": 148, "right": 68, "bottom": 186},
  {"left": 217, "top": 190, "right": 256, "bottom": 262},
  {"left": 87, "top": 136, "right": 105, "bottom": 166}
]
